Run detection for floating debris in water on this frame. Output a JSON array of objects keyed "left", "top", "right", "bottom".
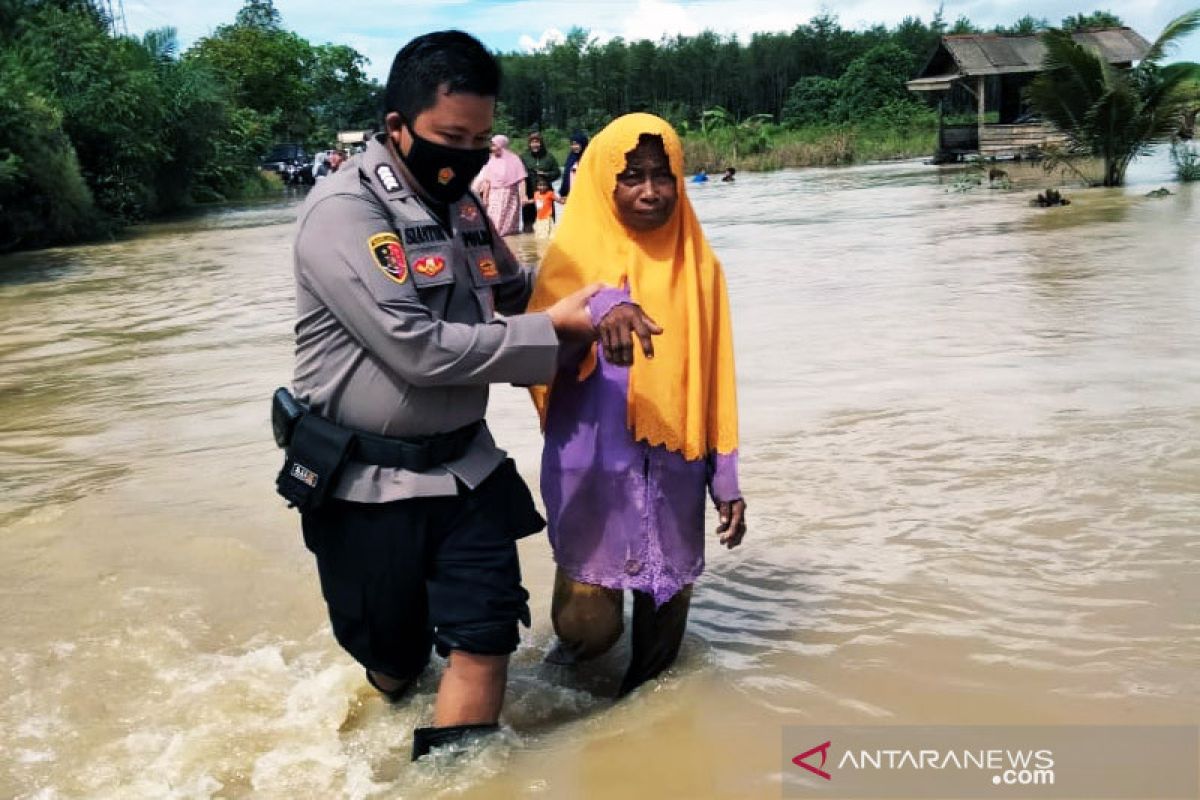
[
  {"left": 987, "top": 168, "right": 1012, "bottom": 189},
  {"left": 1032, "top": 188, "right": 1071, "bottom": 207},
  {"left": 1145, "top": 187, "right": 1174, "bottom": 198}
]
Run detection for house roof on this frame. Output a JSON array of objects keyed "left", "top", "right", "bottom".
[
  {"left": 914, "top": 27, "right": 1151, "bottom": 80},
  {"left": 905, "top": 75, "right": 958, "bottom": 92}
]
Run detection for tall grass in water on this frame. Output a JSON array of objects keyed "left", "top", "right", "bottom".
[
  {"left": 1172, "top": 142, "right": 1200, "bottom": 182},
  {"left": 682, "top": 123, "right": 936, "bottom": 172}
]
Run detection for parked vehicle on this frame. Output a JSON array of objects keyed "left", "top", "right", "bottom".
[{"left": 260, "top": 143, "right": 314, "bottom": 186}]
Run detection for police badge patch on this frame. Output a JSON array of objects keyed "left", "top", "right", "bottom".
[
  {"left": 375, "top": 164, "right": 402, "bottom": 192},
  {"left": 368, "top": 232, "right": 408, "bottom": 284}
]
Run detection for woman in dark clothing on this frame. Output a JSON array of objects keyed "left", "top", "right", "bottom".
[
  {"left": 521, "top": 131, "right": 561, "bottom": 232},
  {"left": 558, "top": 130, "right": 589, "bottom": 197}
]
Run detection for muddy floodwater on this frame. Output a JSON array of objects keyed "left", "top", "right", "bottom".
[{"left": 1, "top": 156, "right": 1197, "bottom": 798}]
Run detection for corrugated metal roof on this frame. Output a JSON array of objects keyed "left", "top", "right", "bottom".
[{"left": 920, "top": 28, "right": 1151, "bottom": 78}]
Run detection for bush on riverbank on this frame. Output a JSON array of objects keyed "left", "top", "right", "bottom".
[
  {"left": 0, "top": 60, "right": 105, "bottom": 251},
  {"left": 1173, "top": 141, "right": 1200, "bottom": 181},
  {"left": 0, "top": 0, "right": 379, "bottom": 254},
  {"left": 507, "top": 120, "right": 936, "bottom": 178},
  {"left": 681, "top": 119, "right": 937, "bottom": 172}
]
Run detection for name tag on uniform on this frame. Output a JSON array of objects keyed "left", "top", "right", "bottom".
[
  {"left": 404, "top": 224, "right": 448, "bottom": 245},
  {"left": 461, "top": 229, "right": 493, "bottom": 248}
]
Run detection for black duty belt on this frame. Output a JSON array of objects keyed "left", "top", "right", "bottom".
[
  {"left": 352, "top": 420, "right": 482, "bottom": 472},
  {"left": 272, "top": 387, "right": 481, "bottom": 473}
]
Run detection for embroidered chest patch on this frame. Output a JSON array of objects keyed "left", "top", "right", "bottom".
[
  {"left": 477, "top": 257, "right": 499, "bottom": 280},
  {"left": 413, "top": 255, "right": 447, "bottom": 278}
]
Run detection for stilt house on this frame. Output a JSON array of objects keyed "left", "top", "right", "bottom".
[{"left": 906, "top": 28, "right": 1151, "bottom": 161}]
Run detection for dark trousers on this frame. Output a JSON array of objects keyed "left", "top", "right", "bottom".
[{"left": 302, "top": 459, "right": 544, "bottom": 679}]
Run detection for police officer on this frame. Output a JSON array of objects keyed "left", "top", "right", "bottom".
[{"left": 288, "top": 31, "right": 599, "bottom": 760}]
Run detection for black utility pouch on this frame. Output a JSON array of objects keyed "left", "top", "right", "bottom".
[
  {"left": 271, "top": 387, "right": 307, "bottom": 447},
  {"left": 275, "top": 413, "right": 355, "bottom": 513}
]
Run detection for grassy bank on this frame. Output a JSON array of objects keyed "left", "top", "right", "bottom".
[
  {"left": 527, "top": 121, "right": 938, "bottom": 175},
  {"left": 681, "top": 122, "right": 938, "bottom": 172}
]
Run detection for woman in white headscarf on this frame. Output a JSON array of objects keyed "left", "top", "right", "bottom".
[{"left": 476, "top": 134, "right": 528, "bottom": 236}]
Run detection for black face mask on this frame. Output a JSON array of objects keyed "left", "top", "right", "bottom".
[{"left": 399, "top": 122, "right": 489, "bottom": 204}]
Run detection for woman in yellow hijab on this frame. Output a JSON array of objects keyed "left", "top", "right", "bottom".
[{"left": 527, "top": 113, "right": 747, "bottom": 696}]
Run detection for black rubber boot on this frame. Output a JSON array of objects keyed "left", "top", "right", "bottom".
[
  {"left": 618, "top": 586, "right": 693, "bottom": 697},
  {"left": 411, "top": 723, "right": 500, "bottom": 761},
  {"left": 365, "top": 669, "right": 415, "bottom": 703}
]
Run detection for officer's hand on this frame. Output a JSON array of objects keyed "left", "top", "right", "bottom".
[
  {"left": 545, "top": 283, "right": 603, "bottom": 340},
  {"left": 598, "top": 303, "right": 664, "bottom": 366},
  {"left": 716, "top": 499, "right": 747, "bottom": 549}
]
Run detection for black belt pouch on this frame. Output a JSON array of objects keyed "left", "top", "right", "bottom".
[{"left": 275, "top": 414, "right": 355, "bottom": 513}]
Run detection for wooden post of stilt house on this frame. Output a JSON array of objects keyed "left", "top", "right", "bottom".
[
  {"left": 976, "top": 76, "right": 986, "bottom": 160},
  {"left": 937, "top": 98, "right": 945, "bottom": 156}
]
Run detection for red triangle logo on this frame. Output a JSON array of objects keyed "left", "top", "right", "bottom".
[{"left": 792, "top": 740, "right": 833, "bottom": 781}]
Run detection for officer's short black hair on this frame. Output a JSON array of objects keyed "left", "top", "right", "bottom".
[{"left": 384, "top": 31, "right": 501, "bottom": 123}]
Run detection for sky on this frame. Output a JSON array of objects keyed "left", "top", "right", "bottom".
[{"left": 123, "top": 0, "right": 1200, "bottom": 82}]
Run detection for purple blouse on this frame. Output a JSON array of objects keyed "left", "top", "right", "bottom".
[{"left": 541, "top": 287, "right": 740, "bottom": 606}]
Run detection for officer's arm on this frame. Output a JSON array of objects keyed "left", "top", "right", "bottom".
[{"left": 297, "top": 195, "right": 557, "bottom": 388}]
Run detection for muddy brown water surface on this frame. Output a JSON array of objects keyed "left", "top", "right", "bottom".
[{"left": 1, "top": 158, "right": 1197, "bottom": 798}]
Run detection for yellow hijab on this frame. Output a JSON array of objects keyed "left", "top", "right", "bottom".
[{"left": 528, "top": 113, "right": 738, "bottom": 460}]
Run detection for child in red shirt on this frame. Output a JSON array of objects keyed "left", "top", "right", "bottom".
[{"left": 533, "top": 177, "right": 562, "bottom": 239}]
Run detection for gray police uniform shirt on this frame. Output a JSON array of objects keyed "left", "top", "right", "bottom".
[{"left": 293, "top": 134, "right": 558, "bottom": 502}]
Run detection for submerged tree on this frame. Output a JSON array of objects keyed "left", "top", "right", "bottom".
[{"left": 1028, "top": 9, "right": 1200, "bottom": 186}]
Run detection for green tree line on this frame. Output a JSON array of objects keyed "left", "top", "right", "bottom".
[
  {"left": 496, "top": 10, "right": 1126, "bottom": 133},
  {"left": 1, "top": 0, "right": 1131, "bottom": 252},
  {"left": 0, "top": 0, "right": 379, "bottom": 252}
]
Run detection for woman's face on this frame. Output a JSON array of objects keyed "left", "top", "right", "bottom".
[
  {"left": 613, "top": 136, "right": 677, "bottom": 232},
  {"left": 570, "top": 141, "right": 583, "bottom": 154},
  {"left": 490, "top": 144, "right": 501, "bottom": 158}
]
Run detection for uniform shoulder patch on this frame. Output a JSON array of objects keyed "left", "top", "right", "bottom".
[
  {"left": 375, "top": 164, "right": 402, "bottom": 193},
  {"left": 368, "top": 232, "right": 408, "bottom": 284}
]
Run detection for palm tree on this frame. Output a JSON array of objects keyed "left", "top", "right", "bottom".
[
  {"left": 1028, "top": 10, "right": 1200, "bottom": 186},
  {"left": 700, "top": 106, "right": 773, "bottom": 161}
]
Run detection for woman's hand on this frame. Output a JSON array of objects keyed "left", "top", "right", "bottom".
[
  {"left": 597, "top": 303, "right": 663, "bottom": 366},
  {"left": 716, "top": 499, "right": 747, "bottom": 549}
]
